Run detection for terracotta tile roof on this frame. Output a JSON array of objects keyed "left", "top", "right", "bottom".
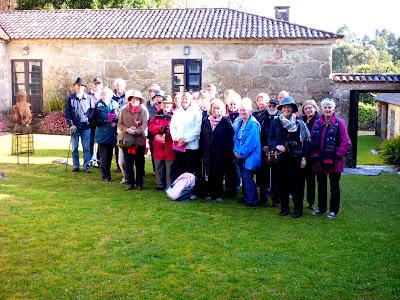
[
  {"left": 0, "top": 8, "right": 342, "bottom": 40},
  {"left": 331, "top": 73, "right": 400, "bottom": 83},
  {"left": 0, "top": 25, "right": 10, "bottom": 41},
  {"left": 374, "top": 93, "right": 400, "bottom": 106}
]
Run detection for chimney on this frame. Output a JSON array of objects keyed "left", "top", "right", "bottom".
[
  {"left": 0, "top": 0, "right": 16, "bottom": 11},
  {"left": 275, "top": 6, "right": 290, "bottom": 22}
]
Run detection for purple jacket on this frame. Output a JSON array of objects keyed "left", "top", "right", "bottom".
[{"left": 311, "top": 113, "right": 351, "bottom": 173}]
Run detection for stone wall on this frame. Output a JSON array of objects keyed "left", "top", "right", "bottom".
[
  {"left": 2, "top": 39, "right": 334, "bottom": 111},
  {"left": 0, "top": 41, "right": 10, "bottom": 112},
  {"left": 387, "top": 104, "right": 400, "bottom": 139}
]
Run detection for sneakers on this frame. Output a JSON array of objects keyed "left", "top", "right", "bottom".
[
  {"left": 327, "top": 212, "right": 337, "bottom": 219},
  {"left": 205, "top": 196, "right": 212, "bottom": 201},
  {"left": 190, "top": 195, "right": 197, "bottom": 200},
  {"left": 311, "top": 210, "right": 324, "bottom": 216},
  {"left": 216, "top": 197, "right": 223, "bottom": 203},
  {"left": 71, "top": 167, "right": 80, "bottom": 173}
]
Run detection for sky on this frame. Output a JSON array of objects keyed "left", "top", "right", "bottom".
[{"left": 185, "top": 0, "right": 400, "bottom": 38}]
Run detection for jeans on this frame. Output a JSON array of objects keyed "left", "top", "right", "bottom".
[
  {"left": 317, "top": 172, "right": 341, "bottom": 214},
  {"left": 72, "top": 128, "right": 91, "bottom": 170},
  {"left": 240, "top": 167, "right": 259, "bottom": 205}
]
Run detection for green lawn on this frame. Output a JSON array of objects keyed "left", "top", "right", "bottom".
[
  {"left": 357, "top": 135, "right": 384, "bottom": 165},
  {"left": 0, "top": 134, "right": 399, "bottom": 298}
]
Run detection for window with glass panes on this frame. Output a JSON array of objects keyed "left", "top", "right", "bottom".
[
  {"left": 11, "top": 60, "right": 43, "bottom": 114},
  {"left": 172, "top": 59, "right": 202, "bottom": 93}
]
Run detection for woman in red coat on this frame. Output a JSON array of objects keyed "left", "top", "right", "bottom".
[{"left": 148, "top": 96, "right": 175, "bottom": 190}]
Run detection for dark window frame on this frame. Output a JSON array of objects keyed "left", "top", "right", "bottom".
[{"left": 171, "top": 59, "right": 202, "bottom": 93}]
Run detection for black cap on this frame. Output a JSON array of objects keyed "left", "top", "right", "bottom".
[
  {"left": 93, "top": 77, "right": 102, "bottom": 84},
  {"left": 73, "top": 77, "right": 87, "bottom": 87}
]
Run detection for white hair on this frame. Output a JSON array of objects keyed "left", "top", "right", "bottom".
[
  {"left": 114, "top": 78, "right": 126, "bottom": 89},
  {"left": 239, "top": 97, "right": 253, "bottom": 112},
  {"left": 320, "top": 98, "right": 336, "bottom": 109}
]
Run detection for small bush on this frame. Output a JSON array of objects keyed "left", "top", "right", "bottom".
[
  {"left": 39, "top": 111, "right": 69, "bottom": 135},
  {"left": 0, "top": 113, "right": 12, "bottom": 132},
  {"left": 44, "top": 98, "right": 66, "bottom": 115},
  {"left": 358, "top": 102, "right": 376, "bottom": 130},
  {"left": 379, "top": 136, "right": 400, "bottom": 165}
]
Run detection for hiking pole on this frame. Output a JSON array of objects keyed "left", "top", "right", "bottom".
[{"left": 65, "top": 132, "right": 74, "bottom": 173}]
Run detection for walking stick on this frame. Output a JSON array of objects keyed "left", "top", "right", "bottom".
[{"left": 65, "top": 133, "right": 73, "bottom": 173}]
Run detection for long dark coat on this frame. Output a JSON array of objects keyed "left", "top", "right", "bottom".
[{"left": 200, "top": 116, "right": 234, "bottom": 177}]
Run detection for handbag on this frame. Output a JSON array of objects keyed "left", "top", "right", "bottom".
[
  {"left": 265, "top": 150, "right": 281, "bottom": 165},
  {"left": 117, "top": 132, "right": 136, "bottom": 148}
]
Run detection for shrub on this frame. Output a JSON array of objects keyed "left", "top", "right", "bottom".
[
  {"left": 0, "top": 112, "right": 12, "bottom": 132},
  {"left": 38, "top": 111, "right": 69, "bottom": 135},
  {"left": 44, "top": 98, "right": 66, "bottom": 115},
  {"left": 358, "top": 102, "right": 377, "bottom": 130},
  {"left": 379, "top": 136, "right": 400, "bottom": 165}
]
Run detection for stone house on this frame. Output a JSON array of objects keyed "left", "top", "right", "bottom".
[
  {"left": 0, "top": 7, "right": 342, "bottom": 115},
  {"left": 375, "top": 93, "right": 400, "bottom": 140}
]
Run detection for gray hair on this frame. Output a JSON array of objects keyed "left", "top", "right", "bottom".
[
  {"left": 114, "top": 78, "right": 126, "bottom": 89},
  {"left": 239, "top": 97, "right": 253, "bottom": 113},
  {"left": 320, "top": 98, "right": 336, "bottom": 109}
]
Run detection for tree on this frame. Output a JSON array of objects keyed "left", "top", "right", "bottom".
[
  {"left": 17, "top": 0, "right": 173, "bottom": 9},
  {"left": 333, "top": 26, "right": 400, "bottom": 73}
]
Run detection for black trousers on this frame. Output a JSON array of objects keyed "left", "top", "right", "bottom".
[
  {"left": 99, "top": 143, "right": 114, "bottom": 180},
  {"left": 174, "top": 149, "right": 200, "bottom": 178},
  {"left": 255, "top": 161, "right": 269, "bottom": 201},
  {"left": 277, "top": 156, "right": 302, "bottom": 213},
  {"left": 316, "top": 172, "right": 341, "bottom": 214},
  {"left": 123, "top": 146, "right": 145, "bottom": 186},
  {"left": 299, "top": 159, "right": 316, "bottom": 206}
]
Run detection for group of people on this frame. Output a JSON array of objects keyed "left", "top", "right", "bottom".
[{"left": 64, "top": 77, "right": 351, "bottom": 219}]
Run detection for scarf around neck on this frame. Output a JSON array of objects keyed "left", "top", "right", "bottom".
[
  {"left": 208, "top": 115, "right": 223, "bottom": 131},
  {"left": 128, "top": 103, "right": 141, "bottom": 114},
  {"left": 279, "top": 114, "right": 298, "bottom": 132}
]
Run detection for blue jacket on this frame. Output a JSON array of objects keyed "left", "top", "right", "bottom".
[
  {"left": 94, "top": 100, "right": 119, "bottom": 145},
  {"left": 64, "top": 93, "right": 94, "bottom": 130},
  {"left": 233, "top": 115, "right": 261, "bottom": 170}
]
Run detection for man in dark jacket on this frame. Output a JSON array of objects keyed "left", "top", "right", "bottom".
[{"left": 64, "top": 77, "right": 95, "bottom": 173}]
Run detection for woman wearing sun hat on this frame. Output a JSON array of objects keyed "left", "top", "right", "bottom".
[
  {"left": 268, "top": 96, "right": 310, "bottom": 218},
  {"left": 148, "top": 95, "right": 176, "bottom": 190},
  {"left": 117, "top": 90, "right": 149, "bottom": 190}
]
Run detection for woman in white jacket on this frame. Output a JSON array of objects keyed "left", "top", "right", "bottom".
[{"left": 170, "top": 92, "right": 202, "bottom": 178}]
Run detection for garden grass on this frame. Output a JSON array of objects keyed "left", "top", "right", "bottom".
[
  {"left": 0, "top": 134, "right": 399, "bottom": 298},
  {"left": 357, "top": 135, "right": 384, "bottom": 165}
]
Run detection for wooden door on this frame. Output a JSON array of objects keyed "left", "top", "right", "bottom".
[{"left": 11, "top": 59, "right": 43, "bottom": 115}]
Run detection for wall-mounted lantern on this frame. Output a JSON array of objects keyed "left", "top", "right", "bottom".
[
  {"left": 183, "top": 46, "right": 190, "bottom": 56},
  {"left": 23, "top": 46, "right": 29, "bottom": 55}
]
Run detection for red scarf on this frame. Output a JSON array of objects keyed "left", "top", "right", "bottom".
[
  {"left": 208, "top": 115, "right": 222, "bottom": 131},
  {"left": 128, "top": 103, "right": 140, "bottom": 114}
]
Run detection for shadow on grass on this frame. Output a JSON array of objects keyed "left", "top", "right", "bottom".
[{"left": 4, "top": 149, "right": 83, "bottom": 158}]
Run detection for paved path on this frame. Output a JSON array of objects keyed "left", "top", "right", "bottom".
[{"left": 344, "top": 165, "right": 399, "bottom": 176}]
